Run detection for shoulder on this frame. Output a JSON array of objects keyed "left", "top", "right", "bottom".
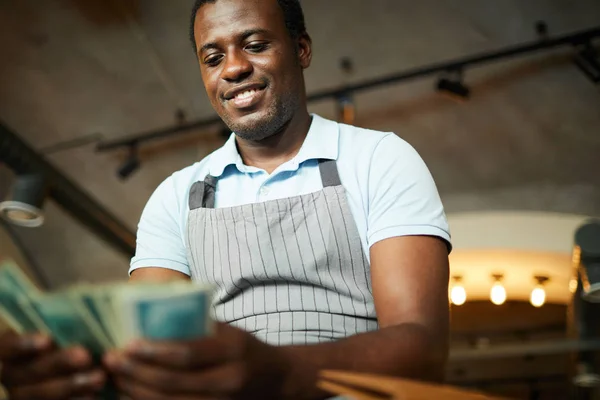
[
  {"left": 338, "top": 122, "right": 392, "bottom": 150},
  {"left": 336, "top": 122, "right": 420, "bottom": 173}
]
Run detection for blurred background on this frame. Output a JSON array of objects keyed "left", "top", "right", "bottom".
[{"left": 1, "top": 0, "right": 600, "bottom": 399}]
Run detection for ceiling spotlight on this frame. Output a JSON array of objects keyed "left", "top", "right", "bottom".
[
  {"left": 530, "top": 275, "right": 549, "bottom": 308},
  {"left": 117, "top": 144, "right": 140, "bottom": 180},
  {"left": 490, "top": 274, "right": 506, "bottom": 305},
  {"left": 574, "top": 220, "right": 600, "bottom": 302},
  {"left": 339, "top": 56, "right": 354, "bottom": 75},
  {"left": 0, "top": 173, "right": 47, "bottom": 228},
  {"left": 450, "top": 275, "right": 467, "bottom": 306},
  {"left": 436, "top": 69, "right": 470, "bottom": 101},
  {"left": 535, "top": 20, "right": 549, "bottom": 41},
  {"left": 574, "top": 43, "right": 600, "bottom": 84}
]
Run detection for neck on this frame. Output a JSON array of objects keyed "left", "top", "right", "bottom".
[{"left": 235, "top": 110, "right": 312, "bottom": 174}]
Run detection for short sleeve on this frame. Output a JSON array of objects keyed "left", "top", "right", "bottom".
[
  {"left": 129, "top": 176, "right": 191, "bottom": 276},
  {"left": 367, "top": 133, "right": 451, "bottom": 251}
]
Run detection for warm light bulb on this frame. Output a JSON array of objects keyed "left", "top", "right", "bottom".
[
  {"left": 490, "top": 282, "right": 506, "bottom": 305},
  {"left": 450, "top": 285, "right": 467, "bottom": 306},
  {"left": 569, "top": 278, "right": 578, "bottom": 294},
  {"left": 530, "top": 286, "right": 546, "bottom": 307}
]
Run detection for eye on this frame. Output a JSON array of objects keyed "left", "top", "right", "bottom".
[
  {"left": 204, "top": 54, "right": 223, "bottom": 67},
  {"left": 245, "top": 42, "right": 269, "bottom": 53}
]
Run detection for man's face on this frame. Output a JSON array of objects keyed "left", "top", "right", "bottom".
[{"left": 194, "top": 0, "right": 311, "bottom": 141}]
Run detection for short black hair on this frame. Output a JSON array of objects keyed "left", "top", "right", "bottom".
[{"left": 189, "top": 0, "right": 307, "bottom": 52}]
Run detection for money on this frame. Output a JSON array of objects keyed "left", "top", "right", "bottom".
[
  {"left": 0, "top": 261, "right": 47, "bottom": 333},
  {"left": 0, "top": 259, "right": 215, "bottom": 352},
  {"left": 0, "top": 260, "right": 215, "bottom": 400},
  {"left": 117, "top": 283, "right": 214, "bottom": 344},
  {"left": 69, "top": 285, "right": 118, "bottom": 347},
  {"left": 28, "top": 293, "right": 110, "bottom": 357}
]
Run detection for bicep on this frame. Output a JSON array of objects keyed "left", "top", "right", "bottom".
[
  {"left": 130, "top": 267, "right": 191, "bottom": 283},
  {"left": 129, "top": 177, "right": 192, "bottom": 277},
  {"left": 370, "top": 235, "right": 449, "bottom": 331},
  {"left": 366, "top": 134, "right": 451, "bottom": 329}
]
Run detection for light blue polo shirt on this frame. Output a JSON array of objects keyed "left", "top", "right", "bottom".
[{"left": 130, "top": 114, "right": 451, "bottom": 275}]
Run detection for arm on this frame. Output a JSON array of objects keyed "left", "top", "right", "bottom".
[
  {"left": 281, "top": 235, "right": 450, "bottom": 400},
  {"left": 105, "top": 237, "right": 450, "bottom": 400},
  {"left": 129, "top": 267, "right": 190, "bottom": 283},
  {"left": 282, "top": 133, "right": 451, "bottom": 399},
  {"left": 108, "top": 135, "right": 451, "bottom": 400},
  {"left": 128, "top": 175, "right": 193, "bottom": 282}
]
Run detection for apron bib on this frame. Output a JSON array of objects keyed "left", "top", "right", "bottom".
[{"left": 186, "top": 159, "right": 378, "bottom": 345}]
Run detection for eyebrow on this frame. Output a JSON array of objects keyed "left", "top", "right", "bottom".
[{"left": 198, "top": 29, "right": 271, "bottom": 55}]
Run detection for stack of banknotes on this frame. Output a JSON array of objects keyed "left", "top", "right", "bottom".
[{"left": 0, "top": 259, "right": 215, "bottom": 355}]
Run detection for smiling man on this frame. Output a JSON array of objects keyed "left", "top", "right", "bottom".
[{"left": 0, "top": 0, "right": 452, "bottom": 399}]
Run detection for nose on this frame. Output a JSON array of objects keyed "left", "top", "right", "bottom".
[{"left": 221, "top": 49, "right": 252, "bottom": 83}]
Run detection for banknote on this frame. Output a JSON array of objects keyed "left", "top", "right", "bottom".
[
  {"left": 117, "top": 283, "right": 214, "bottom": 343},
  {"left": 0, "top": 259, "right": 215, "bottom": 400},
  {"left": 28, "top": 288, "right": 122, "bottom": 400},
  {"left": 0, "top": 261, "right": 47, "bottom": 333},
  {"left": 28, "top": 293, "right": 110, "bottom": 356},
  {"left": 0, "top": 259, "right": 216, "bottom": 351},
  {"left": 69, "top": 285, "right": 115, "bottom": 347}
]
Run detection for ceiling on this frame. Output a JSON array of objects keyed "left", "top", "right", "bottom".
[
  {"left": 0, "top": 0, "right": 599, "bottom": 284},
  {"left": 1, "top": 1, "right": 599, "bottom": 397}
]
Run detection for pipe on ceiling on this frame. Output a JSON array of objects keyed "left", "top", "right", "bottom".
[
  {"left": 0, "top": 121, "right": 136, "bottom": 257},
  {"left": 95, "top": 25, "right": 600, "bottom": 152}
]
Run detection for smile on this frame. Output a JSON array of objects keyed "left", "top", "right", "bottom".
[
  {"left": 223, "top": 83, "right": 267, "bottom": 110},
  {"left": 228, "top": 88, "right": 265, "bottom": 109}
]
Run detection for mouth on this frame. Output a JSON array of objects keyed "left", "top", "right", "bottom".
[{"left": 223, "top": 83, "right": 267, "bottom": 110}]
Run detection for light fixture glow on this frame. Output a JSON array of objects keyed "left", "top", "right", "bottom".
[
  {"left": 569, "top": 278, "right": 578, "bottom": 293},
  {"left": 451, "top": 285, "right": 467, "bottom": 306},
  {"left": 530, "top": 286, "right": 546, "bottom": 307},
  {"left": 530, "top": 275, "right": 549, "bottom": 308},
  {"left": 490, "top": 282, "right": 506, "bottom": 305},
  {"left": 449, "top": 275, "right": 467, "bottom": 306},
  {"left": 489, "top": 274, "right": 506, "bottom": 305}
]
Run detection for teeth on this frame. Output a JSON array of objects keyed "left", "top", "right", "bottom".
[{"left": 234, "top": 90, "right": 256, "bottom": 100}]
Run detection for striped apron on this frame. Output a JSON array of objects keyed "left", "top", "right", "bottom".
[{"left": 186, "top": 159, "right": 378, "bottom": 346}]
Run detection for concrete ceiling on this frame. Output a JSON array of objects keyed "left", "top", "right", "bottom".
[
  {"left": 1, "top": 1, "right": 599, "bottom": 396},
  {"left": 1, "top": 0, "right": 599, "bottom": 284}
]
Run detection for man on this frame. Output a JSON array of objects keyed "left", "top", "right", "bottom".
[{"left": 0, "top": 0, "right": 451, "bottom": 399}]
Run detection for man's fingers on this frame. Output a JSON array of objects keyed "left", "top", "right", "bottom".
[
  {"left": 0, "top": 332, "right": 52, "bottom": 362},
  {"left": 113, "top": 376, "right": 220, "bottom": 400},
  {"left": 124, "top": 323, "right": 244, "bottom": 369},
  {"left": 2, "top": 346, "right": 92, "bottom": 385},
  {"left": 7, "top": 369, "right": 106, "bottom": 400},
  {"left": 107, "top": 352, "right": 245, "bottom": 395}
]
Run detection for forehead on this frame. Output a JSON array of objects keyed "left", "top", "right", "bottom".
[{"left": 194, "top": 0, "right": 286, "bottom": 42}]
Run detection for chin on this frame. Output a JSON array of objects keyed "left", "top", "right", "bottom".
[{"left": 226, "top": 109, "right": 282, "bottom": 141}]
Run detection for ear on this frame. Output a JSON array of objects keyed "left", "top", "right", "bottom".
[{"left": 296, "top": 33, "right": 312, "bottom": 69}]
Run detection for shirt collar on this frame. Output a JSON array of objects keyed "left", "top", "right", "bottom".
[{"left": 208, "top": 113, "right": 340, "bottom": 177}]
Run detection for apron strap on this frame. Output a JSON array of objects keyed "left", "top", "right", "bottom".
[
  {"left": 318, "top": 159, "right": 341, "bottom": 187},
  {"left": 189, "top": 175, "right": 218, "bottom": 210},
  {"left": 190, "top": 160, "right": 340, "bottom": 210}
]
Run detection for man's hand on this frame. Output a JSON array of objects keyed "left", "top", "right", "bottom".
[
  {"left": 0, "top": 331, "right": 106, "bottom": 400},
  {"left": 104, "top": 322, "right": 291, "bottom": 400}
]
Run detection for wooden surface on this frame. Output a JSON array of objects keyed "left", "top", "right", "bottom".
[{"left": 319, "top": 370, "right": 511, "bottom": 400}]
